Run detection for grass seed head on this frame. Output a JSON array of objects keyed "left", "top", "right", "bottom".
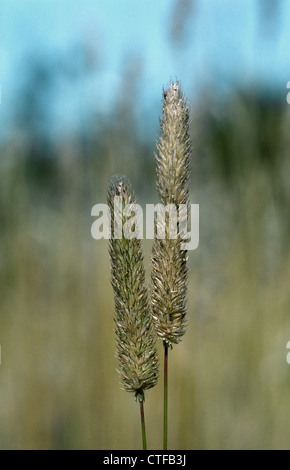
[
  {"left": 151, "top": 81, "right": 191, "bottom": 348},
  {"left": 108, "top": 175, "right": 159, "bottom": 399}
]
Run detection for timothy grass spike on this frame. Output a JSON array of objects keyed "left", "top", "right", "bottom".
[
  {"left": 108, "top": 175, "right": 159, "bottom": 401},
  {"left": 151, "top": 81, "right": 191, "bottom": 348}
]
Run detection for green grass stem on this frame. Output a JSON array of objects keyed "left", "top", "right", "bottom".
[{"left": 163, "top": 342, "right": 168, "bottom": 450}]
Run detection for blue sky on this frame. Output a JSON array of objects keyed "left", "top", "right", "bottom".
[{"left": 0, "top": 0, "right": 290, "bottom": 139}]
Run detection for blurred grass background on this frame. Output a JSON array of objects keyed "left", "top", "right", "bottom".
[{"left": 1, "top": 0, "right": 290, "bottom": 449}]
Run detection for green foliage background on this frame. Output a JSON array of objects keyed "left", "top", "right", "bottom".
[{"left": 0, "top": 0, "right": 290, "bottom": 449}]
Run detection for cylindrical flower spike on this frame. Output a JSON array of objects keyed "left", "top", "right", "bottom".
[
  {"left": 108, "top": 175, "right": 158, "bottom": 401},
  {"left": 151, "top": 82, "right": 191, "bottom": 348}
]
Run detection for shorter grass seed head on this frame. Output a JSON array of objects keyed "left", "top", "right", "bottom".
[{"left": 108, "top": 175, "right": 158, "bottom": 401}]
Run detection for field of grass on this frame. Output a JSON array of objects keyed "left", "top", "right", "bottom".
[{"left": 0, "top": 89, "right": 290, "bottom": 449}]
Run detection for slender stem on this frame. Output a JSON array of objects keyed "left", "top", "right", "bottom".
[
  {"left": 139, "top": 397, "right": 147, "bottom": 450},
  {"left": 163, "top": 342, "right": 168, "bottom": 450}
]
